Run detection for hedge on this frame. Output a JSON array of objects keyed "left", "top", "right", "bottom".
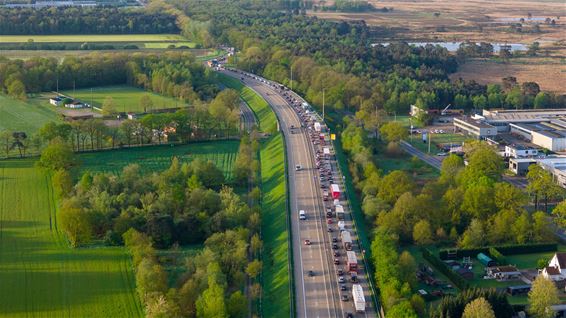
[
  {"left": 439, "top": 243, "right": 557, "bottom": 260},
  {"left": 422, "top": 248, "right": 469, "bottom": 290},
  {"left": 488, "top": 247, "right": 507, "bottom": 266}
]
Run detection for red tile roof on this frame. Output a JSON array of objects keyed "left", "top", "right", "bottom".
[{"left": 545, "top": 266, "right": 561, "bottom": 276}]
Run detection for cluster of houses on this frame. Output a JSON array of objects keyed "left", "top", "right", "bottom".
[{"left": 49, "top": 95, "right": 90, "bottom": 109}]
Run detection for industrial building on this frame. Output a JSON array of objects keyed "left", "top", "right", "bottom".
[
  {"left": 453, "top": 117, "right": 497, "bottom": 139},
  {"left": 508, "top": 156, "right": 566, "bottom": 187}
]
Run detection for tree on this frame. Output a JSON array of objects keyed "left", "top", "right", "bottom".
[
  {"left": 226, "top": 291, "right": 248, "bottom": 318},
  {"left": 413, "top": 220, "right": 433, "bottom": 245},
  {"left": 196, "top": 278, "right": 227, "bottom": 318},
  {"left": 102, "top": 96, "right": 117, "bottom": 116},
  {"left": 462, "top": 297, "right": 496, "bottom": 318},
  {"left": 37, "top": 137, "right": 74, "bottom": 171},
  {"left": 552, "top": 200, "right": 566, "bottom": 228},
  {"left": 245, "top": 259, "right": 262, "bottom": 280},
  {"left": 532, "top": 211, "right": 554, "bottom": 242},
  {"left": 59, "top": 198, "right": 92, "bottom": 247},
  {"left": 378, "top": 170, "right": 414, "bottom": 205},
  {"left": 494, "top": 182, "right": 527, "bottom": 212},
  {"left": 0, "top": 130, "right": 11, "bottom": 158},
  {"left": 140, "top": 94, "right": 154, "bottom": 112},
  {"left": 136, "top": 258, "right": 168, "bottom": 302},
  {"left": 386, "top": 300, "right": 418, "bottom": 318},
  {"left": 440, "top": 154, "right": 464, "bottom": 183},
  {"left": 528, "top": 275, "right": 559, "bottom": 318},
  {"left": 7, "top": 79, "right": 26, "bottom": 100},
  {"left": 380, "top": 121, "right": 407, "bottom": 143},
  {"left": 52, "top": 169, "right": 73, "bottom": 198},
  {"left": 458, "top": 219, "right": 485, "bottom": 248},
  {"left": 398, "top": 251, "right": 417, "bottom": 288},
  {"left": 534, "top": 92, "right": 551, "bottom": 109}
]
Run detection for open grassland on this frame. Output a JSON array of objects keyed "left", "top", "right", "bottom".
[
  {"left": 0, "top": 34, "right": 186, "bottom": 43},
  {"left": 220, "top": 73, "right": 291, "bottom": 317},
  {"left": 0, "top": 159, "right": 142, "bottom": 317},
  {"left": 77, "top": 141, "right": 240, "bottom": 180},
  {"left": 62, "top": 85, "right": 182, "bottom": 113},
  {"left": 0, "top": 49, "right": 218, "bottom": 61},
  {"left": 310, "top": 0, "right": 566, "bottom": 45},
  {"left": 451, "top": 58, "right": 566, "bottom": 94},
  {"left": 0, "top": 94, "right": 60, "bottom": 133}
]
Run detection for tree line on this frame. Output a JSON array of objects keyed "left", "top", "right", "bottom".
[
  {"left": 0, "top": 52, "right": 217, "bottom": 102},
  {"left": 0, "top": 7, "right": 179, "bottom": 35}
]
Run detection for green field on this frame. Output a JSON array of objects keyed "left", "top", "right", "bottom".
[
  {"left": 0, "top": 94, "right": 60, "bottom": 133},
  {"left": 0, "top": 159, "right": 143, "bottom": 317},
  {"left": 77, "top": 141, "right": 240, "bottom": 180},
  {"left": 0, "top": 34, "right": 187, "bottom": 43},
  {"left": 220, "top": 74, "right": 291, "bottom": 317},
  {"left": 62, "top": 85, "right": 181, "bottom": 113}
]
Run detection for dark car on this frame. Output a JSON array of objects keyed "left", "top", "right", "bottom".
[
  {"left": 308, "top": 270, "right": 315, "bottom": 277},
  {"left": 340, "top": 284, "right": 347, "bottom": 291},
  {"left": 341, "top": 294, "right": 349, "bottom": 302},
  {"left": 327, "top": 227, "right": 333, "bottom": 232},
  {"left": 337, "top": 269, "right": 344, "bottom": 276},
  {"left": 345, "top": 313, "right": 354, "bottom": 318},
  {"left": 332, "top": 237, "right": 338, "bottom": 243},
  {"left": 334, "top": 258, "right": 340, "bottom": 265},
  {"left": 333, "top": 251, "right": 340, "bottom": 257},
  {"left": 332, "top": 243, "right": 338, "bottom": 249}
]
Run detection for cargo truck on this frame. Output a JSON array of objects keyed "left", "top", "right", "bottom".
[
  {"left": 346, "top": 251, "right": 358, "bottom": 272},
  {"left": 338, "top": 221, "right": 345, "bottom": 232},
  {"left": 331, "top": 184, "right": 340, "bottom": 199},
  {"left": 314, "top": 122, "right": 321, "bottom": 132},
  {"left": 341, "top": 230, "right": 352, "bottom": 250},
  {"left": 352, "top": 284, "right": 366, "bottom": 313},
  {"left": 336, "top": 204, "right": 345, "bottom": 220}
]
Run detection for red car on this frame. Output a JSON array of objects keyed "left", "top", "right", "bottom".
[{"left": 327, "top": 219, "right": 333, "bottom": 224}]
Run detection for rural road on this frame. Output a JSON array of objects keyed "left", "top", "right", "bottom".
[{"left": 220, "top": 68, "right": 377, "bottom": 317}]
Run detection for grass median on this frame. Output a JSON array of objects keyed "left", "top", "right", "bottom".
[{"left": 219, "top": 73, "right": 291, "bottom": 317}]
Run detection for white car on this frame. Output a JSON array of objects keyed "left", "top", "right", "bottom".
[{"left": 299, "top": 210, "right": 306, "bottom": 220}]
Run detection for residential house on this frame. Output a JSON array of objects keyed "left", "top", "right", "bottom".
[{"left": 541, "top": 252, "right": 566, "bottom": 282}]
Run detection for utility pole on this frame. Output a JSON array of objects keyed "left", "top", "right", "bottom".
[
  {"left": 428, "top": 130, "right": 432, "bottom": 153},
  {"left": 322, "top": 88, "right": 325, "bottom": 121},
  {"left": 56, "top": 78, "right": 59, "bottom": 94}
]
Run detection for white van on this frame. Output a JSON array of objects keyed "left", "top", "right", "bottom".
[{"left": 299, "top": 210, "right": 306, "bottom": 220}]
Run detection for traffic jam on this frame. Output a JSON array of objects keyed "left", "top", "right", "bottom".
[{"left": 227, "top": 67, "right": 367, "bottom": 315}]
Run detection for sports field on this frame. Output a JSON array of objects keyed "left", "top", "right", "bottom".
[
  {"left": 0, "top": 34, "right": 187, "bottom": 43},
  {"left": 62, "top": 85, "right": 181, "bottom": 113},
  {"left": 0, "top": 159, "right": 143, "bottom": 317},
  {"left": 0, "top": 95, "right": 60, "bottom": 133},
  {"left": 77, "top": 141, "right": 240, "bottom": 180}
]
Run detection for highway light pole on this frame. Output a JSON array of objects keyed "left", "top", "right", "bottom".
[{"left": 290, "top": 66, "right": 293, "bottom": 91}]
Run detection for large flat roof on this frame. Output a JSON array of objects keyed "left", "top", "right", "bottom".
[
  {"left": 454, "top": 117, "right": 494, "bottom": 129},
  {"left": 482, "top": 109, "right": 566, "bottom": 122}
]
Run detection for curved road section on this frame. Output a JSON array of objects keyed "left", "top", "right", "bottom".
[{"left": 220, "top": 68, "right": 377, "bottom": 318}]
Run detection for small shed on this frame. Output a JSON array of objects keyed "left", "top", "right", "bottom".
[{"left": 477, "top": 253, "right": 496, "bottom": 267}]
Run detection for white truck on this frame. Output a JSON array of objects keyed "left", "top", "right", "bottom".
[
  {"left": 338, "top": 221, "right": 345, "bottom": 232},
  {"left": 352, "top": 284, "right": 366, "bottom": 313},
  {"left": 314, "top": 122, "right": 321, "bottom": 132},
  {"left": 335, "top": 204, "right": 345, "bottom": 220},
  {"left": 341, "top": 230, "right": 352, "bottom": 250}
]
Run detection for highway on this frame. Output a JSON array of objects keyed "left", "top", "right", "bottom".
[
  {"left": 220, "top": 68, "right": 377, "bottom": 317},
  {"left": 239, "top": 100, "right": 256, "bottom": 132}
]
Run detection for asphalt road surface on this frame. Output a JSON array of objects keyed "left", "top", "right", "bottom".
[
  {"left": 221, "top": 68, "right": 377, "bottom": 318},
  {"left": 239, "top": 100, "right": 256, "bottom": 132}
]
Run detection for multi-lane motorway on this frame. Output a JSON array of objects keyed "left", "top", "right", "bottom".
[{"left": 220, "top": 68, "right": 377, "bottom": 318}]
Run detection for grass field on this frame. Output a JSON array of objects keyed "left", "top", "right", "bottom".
[
  {"left": 0, "top": 159, "right": 143, "bottom": 317},
  {"left": 220, "top": 73, "right": 291, "bottom": 317},
  {"left": 0, "top": 34, "right": 187, "bottom": 43},
  {"left": 0, "top": 94, "right": 60, "bottom": 133},
  {"left": 77, "top": 141, "right": 240, "bottom": 181},
  {"left": 0, "top": 49, "right": 219, "bottom": 61},
  {"left": 62, "top": 85, "right": 181, "bottom": 113}
]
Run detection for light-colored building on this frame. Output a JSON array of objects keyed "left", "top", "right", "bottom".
[
  {"left": 538, "top": 157, "right": 566, "bottom": 188},
  {"left": 49, "top": 96, "right": 64, "bottom": 106},
  {"left": 504, "top": 144, "right": 539, "bottom": 158},
  {"left": 541, "top": 252, "right": 566, "bottom": 282},
  {"left": 454, "top": 117, "right": 497, "bottom": 139},
  {"left": 64, "top": 101, "right": 87, "bottom": 109}
]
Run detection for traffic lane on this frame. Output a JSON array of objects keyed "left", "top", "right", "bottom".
[{"left": 253, "top": 81, "right": 341, "bottom": 317}]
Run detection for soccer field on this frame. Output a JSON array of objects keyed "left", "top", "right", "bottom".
[
  {"left": 62, "top": 85, "right": 182, "bottom": 113},
  {"left": 0, "top": 159, "right": 143, "bottom": 317},
  {"left": 77, "top": 141, "right": 240, "bottom": 181},
  {"left": 0, "top": 95, "right": 59, "bottom": 133}
]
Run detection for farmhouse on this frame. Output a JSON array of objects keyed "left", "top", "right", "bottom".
[{"left": 541, "top": 252, "right": 566, "bottom": 282}]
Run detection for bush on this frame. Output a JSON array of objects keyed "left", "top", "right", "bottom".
[
  {"left": 422, "top": 248, "right": 469, "bottom": 290},
  {"left": 439, "top": 243, "right": 557, "bottom": 260}
]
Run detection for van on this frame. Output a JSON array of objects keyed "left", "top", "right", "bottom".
[{"left": 299, "top": 210, "right": 306, "bottom": 220}]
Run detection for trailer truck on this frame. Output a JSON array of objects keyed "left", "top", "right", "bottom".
[
  {"left": 341, "top": 230, "right": 352, "bottom": 250},
  {"left": 346, "top": 250, "right": 358, "bottom": 272},
  {"left": 331, "top": 184, "right": 340, "bottom": 199},
  {"left": 352, "top": 284, "right": 366, "bottom": 313}
]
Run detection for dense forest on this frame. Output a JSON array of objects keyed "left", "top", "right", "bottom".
[
  {"left": 0, "top": 7, "right": 179, "bottom": 34},
  {"left": 43, "top": 133, "right": 261, "bottom": 317},
  {"left": 0, "top": 52, "right": 218, "bottom": 102},
  {"left": 172, "top": 0, "right": 564, "bottom": 117}
]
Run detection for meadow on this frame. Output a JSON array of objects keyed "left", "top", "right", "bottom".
[
  {"left": 77, "top": 140, "right": 240, "bottom": 181},
  {"left": 0, "top": 159, "right": 143, "bottom": 317},
  {"left": 62, "top": 85, "right": 182, "bottom": 113},
  {"left": 0, "top": 94, "right": 60, "bottom": 133},
  {"left": 219, "top": 74, "right": 291, "bottom": 317},
  {"left": 0, "top": 34, "right": 187, "bottom": 43}
]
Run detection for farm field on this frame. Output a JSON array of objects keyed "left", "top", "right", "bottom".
[
  {"left": 62, "top": 85, "right": 182, "bottom": 113},
  {"left": 0, "top": 34, "right": 187, "bottom": 43},
  {"left": 450, "top": 58, "right": 566, "bottom": 94},
  {"left": 0, "top": 94, "right": 60, "bottom": 133},
  {"left": 310, "top": 0, "right": 566, "bottom": 47},
  {"left": 0, "top": 159, "right": 142, "bottom": 317},
  {"left": 77, "top": 141, "right": 240, "bottom": 181},
  {"left": 0, "top": 48, "right": 219, "bottom": 61}
]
